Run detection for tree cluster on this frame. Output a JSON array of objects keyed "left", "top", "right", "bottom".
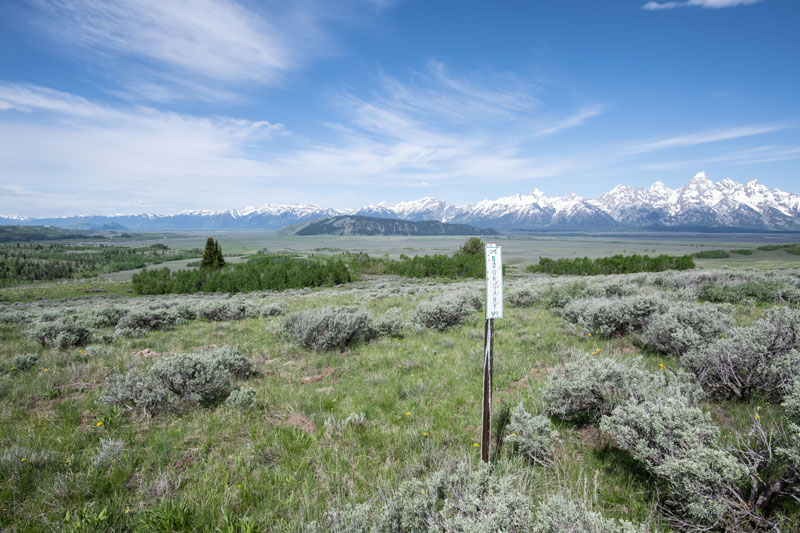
[
  {"left": 132, "top": 255, "right": 350, "bottom": 295},
  {"left": 200, "top": 238, "right": 226, "bottom": 269},
  {"left": 527, "top": 253, "right": 695, "bottom": 276}
]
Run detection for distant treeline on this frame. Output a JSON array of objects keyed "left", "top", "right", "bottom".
[
  {"left": 131, "top": 255, "right": 351, "bottom": 294},
  {"left": 384, "top": 252, "right": 487, "bottom": 279},
  {"left": 757, "top": 243, "right": 800, "bottom": 255},
  {"left": 0, "top": 243, "right": 200, "bottom": 287},
  {"left": 344, "top": 237, "right": 496, "bottom": 280},
  {"left": 693, "top": 250, "right": 730, "bottom": 259},
  {"left": 527, "top": 254, "right": 695, "bottom": 276}
]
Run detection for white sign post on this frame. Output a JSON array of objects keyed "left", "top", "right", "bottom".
[
  {"left": 481, "top": 244, "right": 502, "bottom": 463},
  {"left": 485, "top": 244, "right": 502, "bottom": 319}
]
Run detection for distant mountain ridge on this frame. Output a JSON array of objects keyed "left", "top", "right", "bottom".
[
  {"left": 291, "top": 215, "right": 497, "bottom": 236},
  {"left": 3, "top": 173, "right": 799, "bottom": 232}
]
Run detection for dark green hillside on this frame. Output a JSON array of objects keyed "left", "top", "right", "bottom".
[
  {"left": 293, "top": 215, "right": 498, "bottom": 236},
  {"left": 0, "top": 225, "right": 97, "bottom": 243}
]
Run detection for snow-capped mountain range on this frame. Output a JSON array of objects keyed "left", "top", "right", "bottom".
[{"left": 3, "top": 173, "right": 800, "bottom": 232}]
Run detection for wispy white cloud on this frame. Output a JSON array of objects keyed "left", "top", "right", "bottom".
[
  {"left": 639, "top": 144, "right": 800, "bottom": 171},
  {"left": 643, "top": 0, "right": 761, "bottom": 10},
  {"left": 29, "top": 0, "right": 333, "bottom": 84},
  {"left": 0, "top": 62, "right": 602, "bottom": 215},
  {"left": 621, "top": 123, "right": 790, "bottom": 154}
]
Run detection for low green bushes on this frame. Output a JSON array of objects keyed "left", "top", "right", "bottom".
[
  {"left": 692, "top": 250, "right": 729, "bottom": 259},
  {"left": 132, "top": 255, "right": 351, "bottom": 295},
  {"left": 528, "top": 253, "right": 695, "bottom": 276},
  {"left": 384, "top": 252, "right": 487, "bottom": 279}
]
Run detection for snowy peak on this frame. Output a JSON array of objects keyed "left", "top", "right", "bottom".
[{"left": 2, "top": 173, "right": 798, "bottom": 231}]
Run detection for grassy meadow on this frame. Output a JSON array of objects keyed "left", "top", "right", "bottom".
[{"left": 1, "top": 233, "right": 799, "bottom": 531}]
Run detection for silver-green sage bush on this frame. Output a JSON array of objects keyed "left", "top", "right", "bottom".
[
  {"left": 642, "top": 301, "right": 734, "bottom": 357},
  {"left": 680, "top": 306, "right": 800, "bottom": 400},
  {"left": 600, "top": 396, "right": 746, "bottom": 531}
]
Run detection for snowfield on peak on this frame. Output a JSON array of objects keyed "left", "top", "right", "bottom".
[{"left": 3, "top": 173, "right": 799, "bottom": 231}]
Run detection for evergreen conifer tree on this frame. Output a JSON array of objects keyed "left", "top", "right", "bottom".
[
  {"left": 200, "top": 237, "right": 216, "bottom": 269},
  {"left": 214, "top": 240, "right": 225, "bottom": 269}
]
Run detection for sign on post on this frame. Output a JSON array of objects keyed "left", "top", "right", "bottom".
[
  {"left": 485, "top": 244, "right": 502, "bottom": 319},
  {"left": 481, "top": 244, "right": 501, "bottom": 463}
]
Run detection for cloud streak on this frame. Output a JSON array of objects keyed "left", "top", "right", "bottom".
[
  {"left": 0, "top": 62, "right": 603, "bottom": 215},
  {"left": 643, "top": 0, "right": 761, "bottom": 10},
  {"left": 621, "top": 123, "right": 790, "bottom": 154},
  {"left": 26, "top": 0, "right": 338, "bottom": 96}
]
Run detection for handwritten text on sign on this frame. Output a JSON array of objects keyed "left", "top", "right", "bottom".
[{"left": 485, "top": 244, "right": 502, "bottom": 319}]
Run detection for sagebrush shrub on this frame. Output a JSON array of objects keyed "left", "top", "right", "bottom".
[
  {"left": 372, "top": 308, "right": 404, "bottom": 338},
  {"left": 0, "top": 310, "right": 27, "bottom": 324},
  {"left": 283, "top": 307, "right": 375, "bottom": 350},
  {"left": 204, "top": 345, "right": 253, "bottom": 378},
  {"left": 680, "top": 306, "right": 800, "bottom": 400},
  {"left": 224, "top": 386, "right": 257, "bottom": 409},
  {"left": 309, "top": 461, "right": 534, "bottom": 532},
  {"left": 543, "top": 353, "right": 693, "bottom": 422},
  {"left": 99, "top": 368, "right": 173, "bottom": 414},
  {"left": 114, "top": 308, "right": 175, "bottom": 337},
  {"left": 83, "top": 306, "right": 127, "bottom": 328},
  {"left": 260, "top": 302, "right": 285, "bottom": 316},
  {"left": 91, "top": 439, "right": 124, "bottom": 469},
  {"left": 196, "top": 301, "right": 249, "bottom": 321},
  {"left": 600, "top": 397, "right": 746, "bottom": 530},
  {"left": 29, "top": 318, "right": 91, "bottom": 348},
  {"left": 642, "top": 302, "right": 734, "bottom": 356},
  {"left": 540, "top": 281, "right": 593, "bottom": 309},
  {"left": 11, "top": 353, "right": 38, "bottom": 371},
  {"left": 0, "top": 443, "right": 53, "bottom": 476},
  {"left": 505, "top": 404, "right": 559, "bottom": 466},
  {"left": 785, "top": 379, "right": 800, "bottom": 423},
  {"left": 324, "top": 412, "right": 367, "bottom": 437},
  {"left": 562, "top": 293, "right": 670, "bottom": 337},
  {"left": 532, "top": 495, "right": 646, "bottom": 533},
  {"left": 508, "top": 288, "right": 538, "bottom": 308},
  {"left": 697, "top": 279, "right": 797, "bottom": 304},
  {"left": 412, "top": 293, "right": 477, "bottom": 331},
  {"left": 149, "top": 353, "right": 234, "bottom": 406},
  {"left": 103, "top": 347, "right": 253, "bottom": 411}
]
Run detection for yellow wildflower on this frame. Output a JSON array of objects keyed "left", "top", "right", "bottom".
[
  {"left": 473, "top": 443, "right": 479, "bottom": 447},
  {"left": 405, "top": 411, "right": 411, "bottom": 416},
  {"left": 96, "top": 421, "right": 103, "bottom": 427}
]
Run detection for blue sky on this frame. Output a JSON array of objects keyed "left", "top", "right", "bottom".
[{"left": 0, "top": 0, "right": 798, "bottom": 217}]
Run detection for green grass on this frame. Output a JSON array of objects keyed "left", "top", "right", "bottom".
[
  {"left": 0, "top": 276, "right": 671, "bottom": 531},
  {"left": 2, "top": 236, "right": 799, "bottom": 531}
]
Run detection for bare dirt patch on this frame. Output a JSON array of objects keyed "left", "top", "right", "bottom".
[{"left": 283, "top": 412, "right": 315, "bottom": 432}]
